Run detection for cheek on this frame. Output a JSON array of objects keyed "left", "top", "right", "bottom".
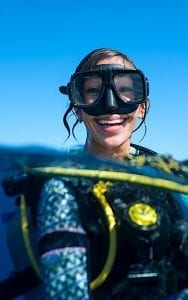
[
  {"left": 81, "top": 112, "right": 95, "bottom": 130},
  {"left": 130, "top": 107, "right": 144, "bottom": 120},
  {"left": 125, "top": 112, "right": 141, "bottom": 131}
]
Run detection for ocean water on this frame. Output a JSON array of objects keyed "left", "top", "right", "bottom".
[
  {"left": 0, "top": 183, "right": 16, "bottom": 279},
  {"left": 0, "top": 179, "right": 24, "bottom": 300}
]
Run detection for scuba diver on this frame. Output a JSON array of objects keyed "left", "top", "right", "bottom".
[{"left": 1, "top": 48, "right": 188, "bottom": 299}]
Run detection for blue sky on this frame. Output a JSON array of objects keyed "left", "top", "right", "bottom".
[
  {"left": 1, "top": 0, "right": 188, "bottom": 162},
  {"left": 0, "top": 0, "right": 188, "bottom": 294}
]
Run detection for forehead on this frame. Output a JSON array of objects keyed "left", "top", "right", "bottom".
[{"left": 96, "top": 55, "right": 135, "bottom": 70}]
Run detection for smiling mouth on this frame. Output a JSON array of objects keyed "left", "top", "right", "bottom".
[{"left": 96, "top": 118, "right": 126, "bottom": 126}]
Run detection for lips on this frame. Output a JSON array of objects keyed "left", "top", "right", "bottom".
[
  {"left": 96, "top": 117, "right": 126, "bottom": 126},
  {"left": 95, "top": 116, "right": 127, "bottom": 133}
]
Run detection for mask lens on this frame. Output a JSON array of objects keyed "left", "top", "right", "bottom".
[
  {"left": 71, "top": 74, "right": 103, "bottom": 105},
  {"left": 70, "top": 67, "right": 147, "bottom": 107},
  {"left": 114, "top": 73, "right": 144, "bottom": 102}
]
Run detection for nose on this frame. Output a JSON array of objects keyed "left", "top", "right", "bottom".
[{"left": 104, "top": 88, "right": 118, "bottom": 110}]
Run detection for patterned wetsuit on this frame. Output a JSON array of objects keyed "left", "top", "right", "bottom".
[{"left": 37, "top": 178, "right": 90, "bottom": 299}]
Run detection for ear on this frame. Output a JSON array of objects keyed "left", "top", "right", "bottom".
[{"left": 138, "top": 102, "right": 147, "bottom": 119}]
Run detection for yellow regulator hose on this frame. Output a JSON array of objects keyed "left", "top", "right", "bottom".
[{"left": 90, "top": 181, "right": 117, "bottom": 290}]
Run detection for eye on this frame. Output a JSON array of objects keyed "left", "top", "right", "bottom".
[
  {"left": 86, "top": 87, "right": 100, "bottom": 95},
  {"left": 119, "top": 86, "right": 134, "bottom": 93},
  {"left": 83, "top": 76, "right": 102, "bottom": 98},
  {"left": 83, "top": 86, "right": 101, "bottom": 104}
]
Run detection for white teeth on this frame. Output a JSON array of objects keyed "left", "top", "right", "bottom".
[{"left": 98, "top": 119, "right": 124, "bottom": 125}]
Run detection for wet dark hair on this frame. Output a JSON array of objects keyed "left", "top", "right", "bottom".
[{"left": 61, "top": 47, "right": 147, "bottom": 141}]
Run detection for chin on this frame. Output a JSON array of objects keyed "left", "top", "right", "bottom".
[{"left": 103, "top": 136, "right": 129, "bottom": 148}]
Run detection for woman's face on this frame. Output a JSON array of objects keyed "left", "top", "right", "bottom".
[{"left": 78, "top": 56, "right": 145, "bottom": 159}]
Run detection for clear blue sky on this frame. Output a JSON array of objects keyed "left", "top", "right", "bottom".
[{"left": 1, "top": 0, "right": 188, "bottom": 160}]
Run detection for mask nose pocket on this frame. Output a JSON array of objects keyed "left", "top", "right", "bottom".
[{"left": 105, "top": 88, "right": 118, "bottom": 110}]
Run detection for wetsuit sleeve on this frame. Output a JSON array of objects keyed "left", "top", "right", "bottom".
[{"left": 37, "top": 178, "right": 90, "bottom": 299}]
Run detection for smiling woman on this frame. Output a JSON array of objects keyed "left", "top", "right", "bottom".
[
  {"left": 3, "top": 48, "right": 188, "bottom": 300},
  {"left": 60, "top": 48, "right": 149, "bottom": 159}
]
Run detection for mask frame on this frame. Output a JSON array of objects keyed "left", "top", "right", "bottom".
[{"left": 59, "top": 64, "right": 149, "bottom": 116}]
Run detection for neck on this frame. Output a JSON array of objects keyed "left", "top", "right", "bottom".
[{"left": 85, "top": 140, "right": 131, "bottom": 161}]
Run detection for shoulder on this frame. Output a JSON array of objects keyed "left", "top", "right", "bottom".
[{"left": 130, "top": 143, "right": 158, "bottom": 156}]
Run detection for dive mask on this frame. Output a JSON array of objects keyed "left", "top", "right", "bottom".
[{"left": 59, "top": 64, "right": 149, "bottom": 116}]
